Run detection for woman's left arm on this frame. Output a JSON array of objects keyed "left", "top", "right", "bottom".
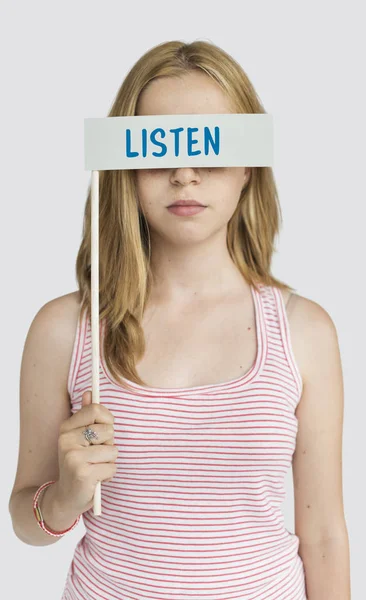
[{"left": 290, "top": 297, "right": 351, "bottom": 600}]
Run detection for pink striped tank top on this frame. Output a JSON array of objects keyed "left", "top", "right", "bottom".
[{"left": 61, "top": 283, "right": 307, "bottom": 600}]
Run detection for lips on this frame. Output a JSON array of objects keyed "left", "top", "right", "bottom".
[{"left": 168, "top": 199, "right": 205, "bottom": 207}]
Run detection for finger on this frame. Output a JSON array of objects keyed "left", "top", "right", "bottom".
[
  {"left": 60, "top": 402, "right": 114, "bottom": 434},
  {"left": 83, "top": 444, "right": 119, "bottom": 464},
  {"left": 81, "top": 391, "right": 92, "bottom": 407},
  {"left": 75, "top": 423, "right": 115, "bottom": 447}
]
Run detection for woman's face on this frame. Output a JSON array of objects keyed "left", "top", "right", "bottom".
[{"left": 134, "top": 71, "right": 250, "bottom": 244}]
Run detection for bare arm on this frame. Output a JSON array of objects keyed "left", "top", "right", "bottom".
[
  {"left": 10, "top": 482, "right": 79, "bottom": 547},
  {"left": 299, "top": 535, "right": 350, "bottom": 600},
  {"left": 290, "top": 296, "right": 351, "bottom": 599},
  {"left": 8, "top": 292, "right": 81, "bottom": 546}
]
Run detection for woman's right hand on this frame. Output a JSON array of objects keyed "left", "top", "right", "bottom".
[{"left": 53, "top": 390, "right": 118, "bottom": 517}]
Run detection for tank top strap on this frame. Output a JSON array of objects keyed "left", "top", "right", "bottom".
[
  {"left": 258, "top": 283, "right": 303, "bottom": 406},
  {"left": 67, "top": 305, "right": 92, "bottom": 411}
]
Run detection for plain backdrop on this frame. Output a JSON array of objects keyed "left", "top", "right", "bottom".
[{"left": 1, "top": 0, "right": 364, "bottom": 597}]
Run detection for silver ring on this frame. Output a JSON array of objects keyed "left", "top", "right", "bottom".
[{"left": 83, "top": 427, "right": 98, "bottom": 444}]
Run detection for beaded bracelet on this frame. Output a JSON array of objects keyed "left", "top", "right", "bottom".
[{"left": 33, "top": 480, "right": 81, "bottom": 537}]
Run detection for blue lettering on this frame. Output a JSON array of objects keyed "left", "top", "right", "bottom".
[
  {"left": 151, "top": 128, "right": 167, "bottom": 157},
  {"left": 187, "top": 127, "right": 200, "bottom": 156},
  {"left": 126, "top": 129, "right": 138, "bottom": 157},
  {"left": 142, "top": 128, "right": 147, "bottom": 157},
  {"left": 125, "top": 125, "right": 221, "bottom": 159},
  {"left": 204, "top": 126, "right": 220, "bottom": 155},
  {"left": 169, "top": 127, "right": 184, "bottom": 157}
]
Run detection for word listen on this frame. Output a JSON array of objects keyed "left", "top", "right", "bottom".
[{"left": 126, "top": 126, "right": 220, "bottom": 158}]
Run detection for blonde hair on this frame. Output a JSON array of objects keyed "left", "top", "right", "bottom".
[{"left": 75, "top": 39, "right": 295, "bottom": 391}]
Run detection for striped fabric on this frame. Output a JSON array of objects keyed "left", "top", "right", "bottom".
[{"left": 61, "top": 283, "right": 307, "bottom": 599}]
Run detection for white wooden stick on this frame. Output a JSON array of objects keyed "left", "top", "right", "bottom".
[{"left": 91, "top": 169, "right": 102, "bottom": 515}]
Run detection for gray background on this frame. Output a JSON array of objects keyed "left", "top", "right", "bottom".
[{"left": 1, "top": 0, "right": 364, "bottom": 597}]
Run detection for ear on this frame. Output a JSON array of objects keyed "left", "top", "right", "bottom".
[{"left": 242, "top": 167, "right": 252, "bottom": 191}]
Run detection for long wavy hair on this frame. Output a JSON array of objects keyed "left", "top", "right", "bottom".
[{"left": 75, "top": 39, "right": 295, "bottom": 391}]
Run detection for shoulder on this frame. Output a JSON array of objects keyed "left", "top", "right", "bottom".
[
  {"left": 33, "top": 290, "right": 81, "bottom": 337},
  {"left": 278, "top": 288, "right": 339, "bottom": 387},
  {"left": 26, "top": 291, "right": 82, "bottom": 392}
]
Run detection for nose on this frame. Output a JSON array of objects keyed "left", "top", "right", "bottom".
[{"left": 170, "top": 167, "right": 201, "bottom": 186}]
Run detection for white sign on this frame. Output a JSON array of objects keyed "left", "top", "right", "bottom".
[{"left": 84, "top": 113, "right": 273, "bottom": 170}]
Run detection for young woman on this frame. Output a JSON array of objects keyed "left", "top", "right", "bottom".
[{"left": 9, "top": 40, "right": 350, "bottom": 599}]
